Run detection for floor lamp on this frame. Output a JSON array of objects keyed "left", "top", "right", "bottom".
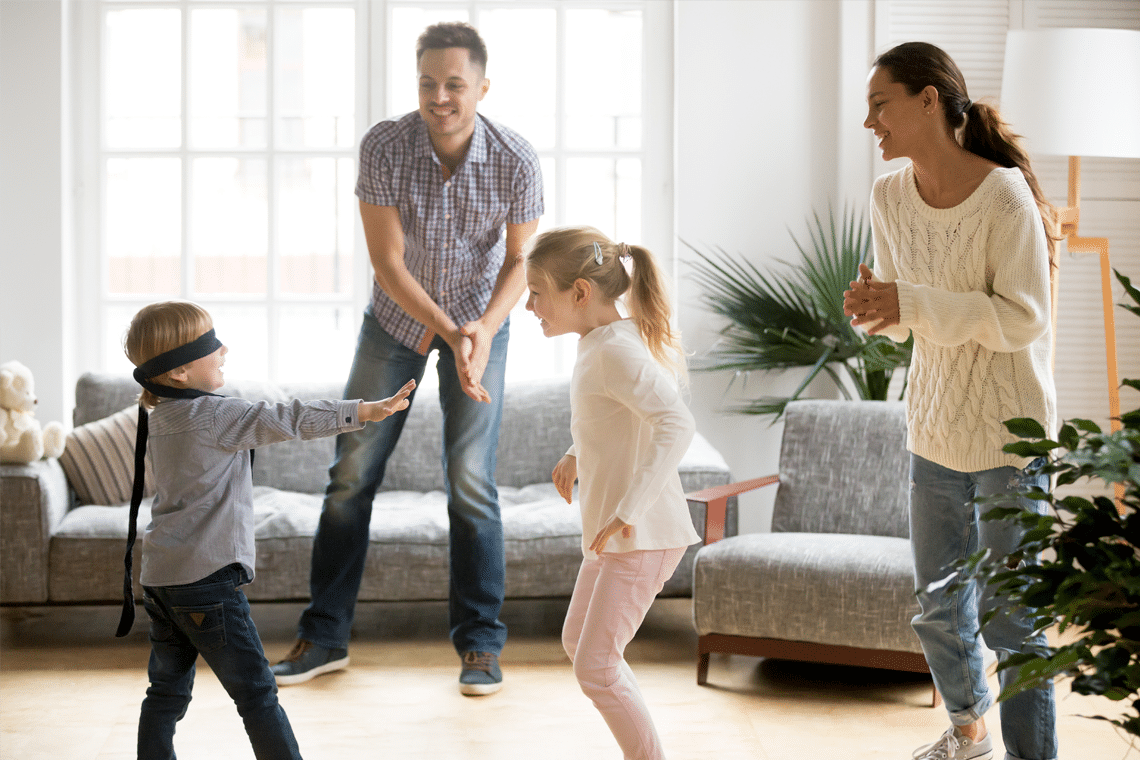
[{"left": 1001, "top": 28, "right": 1140, "bottom": 512}]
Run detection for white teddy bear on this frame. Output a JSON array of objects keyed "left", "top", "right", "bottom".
[{"left": 1, "top": 360, "right": 66, "bottom": 464}]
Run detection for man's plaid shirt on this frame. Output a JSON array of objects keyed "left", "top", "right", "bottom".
[{"left": 355, "top": 111, "right": 545, "bottom": 354}]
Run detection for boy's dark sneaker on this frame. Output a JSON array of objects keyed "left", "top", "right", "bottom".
[
  {"left": 459, "top": 651, "right": 502, "bottom": 696},
  {"left": 270, "top": 639, "right": 349, "bottom": 685}
]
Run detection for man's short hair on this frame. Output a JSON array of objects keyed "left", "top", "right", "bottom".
[{"left": 416, "top": 22, "right": 488, "bottom": 73}]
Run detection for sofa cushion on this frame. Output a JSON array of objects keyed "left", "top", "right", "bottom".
[
  {"left": 47, "top": 484, "right": 586, "bottom": 602},
  {"left": 771, "top": 400, "right": 910, "bottom": 538},
  {"left": 58, "top": 405, "right": 155, "bottom": 506},
  {"left": 692, "top": 532, "right": 922, "bottom": 653}
]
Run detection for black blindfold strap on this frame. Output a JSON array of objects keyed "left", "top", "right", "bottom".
[
  {"left": 133, "top": 329, "right": 223, "bottom": 400},
  {"left": 116, "top": 403, "right": 149, "bottom": 637}
]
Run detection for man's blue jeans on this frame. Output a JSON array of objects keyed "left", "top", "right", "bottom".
[
  {"left": 298, "top": 311, "right": 509, "bottom": 656},
  {"left": 909, "top": 454, "right": 1057, "bottom": 760},
  {"left": 139, "top": 564, "right": 301, "bottom": 760}
]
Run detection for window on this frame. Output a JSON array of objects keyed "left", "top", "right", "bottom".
[
  {"left": 85, "top": 1, "right": 360, "bottom": 383},
  {"left": 80, "top": 0, "right": 670, "bottom": 386},
  {"left": 383, "top": 1, "right": 659, "bottom": 381}
]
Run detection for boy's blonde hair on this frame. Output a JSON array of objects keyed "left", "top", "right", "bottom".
[
  {"left": 124, "top": 301, "right": 214, "bottom": 409},
  {"left": 525, "top": 225, "right": 685, "bottom": 378}
]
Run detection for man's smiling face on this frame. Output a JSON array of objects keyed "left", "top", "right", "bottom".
[{"left": 417, "top": 46, "right": 489, "bottom": 144}]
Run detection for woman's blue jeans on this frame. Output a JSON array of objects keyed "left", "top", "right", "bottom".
[
  {"left": 139, "top": 564, "right": 301, "bottom": 760},
  {"left": 299, "top": 312, "right": 509, "bottom": 656},
  {"left": 909, "top": 454, "right": 1057, "bottom": 760}
]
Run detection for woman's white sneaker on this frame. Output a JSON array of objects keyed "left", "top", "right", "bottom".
[{"left": 913, "top": 725, "right": 993, "bottom": 760}]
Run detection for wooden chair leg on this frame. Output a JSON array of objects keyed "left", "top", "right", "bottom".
[
  {"left": 932, "top": 684, "right": 941, "bottom": 708},
  {"left": 697, "top": 652, "right": 710, "bottom": 685}
]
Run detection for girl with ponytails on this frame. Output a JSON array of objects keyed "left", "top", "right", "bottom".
[
  {"left": 525, "top": 226, "right": 699, "bottom": 760},
  {"left": 844, "top": 42, "right": 1058, "bottom": 760}
]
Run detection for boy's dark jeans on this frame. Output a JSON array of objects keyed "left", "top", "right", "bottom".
[{"left": 138, "top": 564, "right": 301, "bottom": 760}]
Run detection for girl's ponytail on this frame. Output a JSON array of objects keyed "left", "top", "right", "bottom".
[{"left": 624, "top": 243, "right": 685, "bottom": 379}]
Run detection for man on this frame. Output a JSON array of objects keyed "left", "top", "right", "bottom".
[{"left": 271, "top": 21, "right": 543, "bottom": 696}]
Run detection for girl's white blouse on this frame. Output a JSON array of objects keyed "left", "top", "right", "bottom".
[{"left": 567, "top": 320, "right": 701, "bottom": 558}]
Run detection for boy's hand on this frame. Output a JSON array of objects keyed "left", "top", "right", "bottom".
[
  {"left": 589, "top": 517, "right": 632, "bottom": 554},
  {"left": 552, "top": 455, "right": 577, "bottom": 503},
  {"left": 360, "top": 379, "right": 416, "bottom": 422}
]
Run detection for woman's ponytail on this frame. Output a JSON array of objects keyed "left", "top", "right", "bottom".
[{"left": 961, "top": 100, "right": 1061, "bottom": 259}]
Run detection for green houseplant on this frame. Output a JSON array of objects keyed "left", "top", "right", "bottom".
[
  {"left": 687, "top": 206, "right": 912, "bottom": 419},
  {"left": 955, "top": 269, "right": 1140, "bottom": 739}
]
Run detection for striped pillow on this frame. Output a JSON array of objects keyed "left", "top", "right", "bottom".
[{"left": 58, "top": 406, "right": 155, "bottom": 505}]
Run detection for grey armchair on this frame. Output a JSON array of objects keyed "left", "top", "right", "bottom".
[{"left": 687, "top": 399, "right": 937, "bottom": 706}]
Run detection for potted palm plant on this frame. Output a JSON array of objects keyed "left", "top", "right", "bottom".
[{"left": 687, "top": 206, "right": 911, "bottom": 418}]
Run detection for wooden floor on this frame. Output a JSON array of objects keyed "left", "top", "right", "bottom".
[{"left": 1, "top": 599, "right": 1132, "bottom": 760}]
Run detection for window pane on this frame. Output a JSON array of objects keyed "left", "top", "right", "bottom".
[
  {"left": 564, "top": 157, "right": 641, "bottom": 242},
  {"left": 614, "top": 157, "right": 641, "bottom": 244},
  {"left": 388, "top": 7, "right": 471, "bottom": 116},
  {"left": 537, "top": 156, "right": 556, "bottom": 233},
  {"left": 477, "top": 8, "right": 556, "bottom": 150},
  {"left": 277, "top": 7, "right": 355, "bottom": 148},
  {"left": 106, "top": 9, "right": 181, "bottom": 148},
  {"left": 192, "top": 158, "right": 268, "bottom": 294},
  {"left": 565, "top": 9, "right": 641, "bottom": 150},
  {"left": 107, "top": 158, "right": 181, "bottom": 295},
  {"left": 190, "top": 9, "right": 268, "bottom": 148},
  {"left": 277, "top": 306, "right": 356, "bottom": 382},
  {"left": 278, "top": 157, "right": 353, "bottom": 294},
  {"left": 104, "top": 305, "right": 140, "bottom": 377},
  {"left": 211, "top": 305, "right": 269, "bottom": 382}
]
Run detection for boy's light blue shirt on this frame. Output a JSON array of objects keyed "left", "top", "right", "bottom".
[{"left": 140, "top": 395, "right": 363, "bottom": 587}]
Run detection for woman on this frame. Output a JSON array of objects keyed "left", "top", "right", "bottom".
[{"left": 844, "top": 42, "right": 1059, "bottom": 760}]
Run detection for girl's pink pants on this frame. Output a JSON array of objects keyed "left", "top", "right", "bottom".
[{"left": 562, "top": 546, "right": 687, "bottom": 760}]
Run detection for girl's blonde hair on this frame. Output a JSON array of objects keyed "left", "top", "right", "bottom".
[
  {"left": 525, "top": 225, "right": 685, "bottom": 378},
  {"left": 124, "top": 301, "right": 214, "bottom": 409}
]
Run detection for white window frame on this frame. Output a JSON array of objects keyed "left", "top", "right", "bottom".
[{"left": 73, "top": 0, "right": 674, "bottom": 384}]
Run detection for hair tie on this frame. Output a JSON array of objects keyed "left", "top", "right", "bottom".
[
  {"left": 618, "top": 242, "right": 630, "bottom": 260},
  {"left": 593, "top": 241, "right": 603, "bottom": 265},
  {"left": 963, "top": 98, "right": 973, "bottom": 113}
]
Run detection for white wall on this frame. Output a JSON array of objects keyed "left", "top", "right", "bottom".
[
  {"left": 675, "top": 0, "right": 872, "bottom": 533},
  {"left": 0, "top": 0, "right": 74, "bottom": 427}
]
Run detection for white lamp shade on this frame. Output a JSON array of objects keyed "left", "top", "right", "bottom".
[{"left": 1001, "top": 28, "right": 1140, "bottom": 159}]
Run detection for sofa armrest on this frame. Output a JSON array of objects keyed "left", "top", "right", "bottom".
[
  {"left": 1, "top": 459, "right": 72, "bottom": 603},
  {"left": 687, "top": 474, "right": 779, "bottom": 545}
]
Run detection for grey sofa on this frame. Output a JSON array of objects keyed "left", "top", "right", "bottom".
[
  {"left": 1, "top": 373, "right": 734, "bottom": 606},
  {"left": 687, "top": 400, "right": 935, "bottom": 703}
]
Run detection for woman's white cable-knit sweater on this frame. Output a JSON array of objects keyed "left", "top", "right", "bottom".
[{"left": 870, "top": 164, "right": 1057, "bottom": 472}]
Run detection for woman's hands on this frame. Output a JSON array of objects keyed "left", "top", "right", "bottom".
[
  {"left": 843, "top": 263, "right": 901, "bottom": 334},
  {"left": 359, "top": 379, "right": 416, "bottom": 422}
]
